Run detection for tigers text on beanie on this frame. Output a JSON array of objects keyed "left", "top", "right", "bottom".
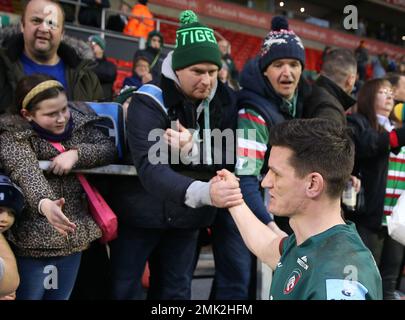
[{"left": 172, "top": 10, "right": 222, "bottom": 70}]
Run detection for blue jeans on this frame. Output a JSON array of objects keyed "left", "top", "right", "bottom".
[
  {"left": 110, "top": 226, "right": 199, "bottom": 300},
  {"left": 16, "top": 252, "right": 82, "bottom": 300},
  {"left": 211, "top": 209, "right": 255, "bottom": 299}
]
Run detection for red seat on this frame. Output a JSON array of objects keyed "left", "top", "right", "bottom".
[
  {"left": 0, "top": 0, "right": 13, "bottom": 13},
  {"left": 117, "top": 59, "right": 133, "bottom": 70},
  {"left": 106, "top": 57, "right": 117, "bottom": 64},
  {"left": 154, "top": 13, "right": 320, "bottom": 73},
  {"left": 155, "top": 14, "right": 177, "bottom": 45},
  {"left": 113, "top": 69, "right": 132, "bottom": 94}
]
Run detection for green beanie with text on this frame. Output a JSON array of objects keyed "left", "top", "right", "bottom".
[{"left": 172, "top": 10, "right": 222, "bottom": 70}]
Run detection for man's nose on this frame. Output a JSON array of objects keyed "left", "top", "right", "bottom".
[
  {"left": 280, "top": 64, "right": 293, "bottom": 75},
  {"left": 38, "top": 21, "right": 51, "bottom": 32},
  {"left": 200, "top": 73, "right": 210, "bottom": 85},
  {"left": 261, "top": 173, "right": 273, "bottom": 189}
]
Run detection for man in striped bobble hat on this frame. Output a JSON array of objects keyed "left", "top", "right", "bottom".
[
  {"left": 259, "top": 16, "right": 305, "bottom": 72},
  {"left": 222, "top": 15, "right": 347, "bottom": 299},
  {"left": 112, "top": 10, "right": 239, "bottom": 299}
]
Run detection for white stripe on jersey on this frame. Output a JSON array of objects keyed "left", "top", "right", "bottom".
[
  {"left": 387, "top": 170, "right": 405, "bottom": 178},
  {"left": 237, "top": 138, "right": 268, "bottom": 152},
  {"left": 238, "top": 108, "right": 266, "bottom": 122},
  {"left": 385, "top": 188, "right": 404, "bottom": 195}
]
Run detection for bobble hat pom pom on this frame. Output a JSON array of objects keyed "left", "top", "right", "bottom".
[
  {"left": 259, "top": 16, "right": 305, "bottom": 71},
  {"left": 271, "top": 15, "right": 289, "bottom": 31}
]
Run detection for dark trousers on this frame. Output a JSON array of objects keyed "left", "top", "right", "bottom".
[
  {"left": 210, "top": 209, "right": 256, "bottom": 300},
  {"left": 70, "top": 242, "right": 111, "bottom": 300},
  {"left": 356, "top": 225, "right": 404, "bottom": 299},
  {"left": 110, "top": 225, "right": 199, "bottom": 300},
  {"left": 397, "top": 250, "right": 405, "bottom": 289}
]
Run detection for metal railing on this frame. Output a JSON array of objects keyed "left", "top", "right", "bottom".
[
  {"left": 59, "top": 0, "right": 225, "bottom": 44},
  {"left": 39, "top": 161, "right": 214, "bottom": 181},
  {"left": 39, "top": 161, "right": 137, "bottom": 176}
]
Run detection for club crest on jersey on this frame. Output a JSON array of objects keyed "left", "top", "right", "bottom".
[{"left": 283, "top": 269, "right": 302, "bottom": 294}]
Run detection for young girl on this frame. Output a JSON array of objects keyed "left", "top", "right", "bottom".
[{"left": 0, "top": 74, "right": 116, "bottom": 300}]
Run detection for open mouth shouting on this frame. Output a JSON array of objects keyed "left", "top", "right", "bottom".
[{"left": 279, "top": 79, "right": 294, "bottom": 88}]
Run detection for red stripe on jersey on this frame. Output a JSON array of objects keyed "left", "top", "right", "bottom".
[
  {"left": 238, "top": 148, "right": 265, "bottom": 159},
  {"left": 385, "top": 193, "right": 401, "bottom": 198},
  {"left": 279, "top": 237, "right": 288, "bottom": 256},
  {"left": 239, "top": 113, "right": 266, "bottom": 126},
  {"left": 387, "top": 175, "right": 405, "bottom": 181},
  {"left": 389, "top": 157, "right": 405, "bottom": 164}
]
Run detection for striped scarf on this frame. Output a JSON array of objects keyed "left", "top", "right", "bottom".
[{"left": 383, "top": 147, "right": 405, "bottom": 226}]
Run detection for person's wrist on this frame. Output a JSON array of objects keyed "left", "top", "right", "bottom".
[
  {"left": 38, "top": 198, "right": 53, "bottom": 217},
  {"left": 70, "top": 148, "right": 79, "bottom": 156},
  {"left": 69, "top": 148, "right": 79, "bottom": 163},
  {"left": 38, "top": 199, "right": 47, "bottom": 216}
]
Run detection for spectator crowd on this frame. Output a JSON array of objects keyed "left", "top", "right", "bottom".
[{"left": 0, "top": 0, "right": 405, "bottom": 301}]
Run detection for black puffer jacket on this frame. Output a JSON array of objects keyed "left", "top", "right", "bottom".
[
  {"left": 115, "top": 75, "right": 237, "bottom": 229},
  {"left": 302, "top": 75, "right": 349, "bottom": 126},
  {"left": 347, "top": 113, "right": 392, "bottom": 231},
  {"left": 316, "top": 75, "right": 356, "bottom": 112}
]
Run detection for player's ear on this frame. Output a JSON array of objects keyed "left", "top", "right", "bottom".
[{"left": 305, "top": 172, "right": 324, "bottom": 198}]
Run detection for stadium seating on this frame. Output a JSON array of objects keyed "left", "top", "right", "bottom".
[
  {"left": 0, "top": 0, "right": 13, "bottom": 13},
  {"left": 154, "top": 14, "right": 262, "bottom": 71},
  {"left": 105, "top": 13, "right": 323, "bottom": 94},
  {"left": 107, "top": 57, "right": 133, "bottom": 95},
  {"left": 86, "top": 102, "right": 127, "bottom": 160}
]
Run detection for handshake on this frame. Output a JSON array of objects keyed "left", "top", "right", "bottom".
[{"left": 209, "top": 169, "right": 244, "bottom": 208}]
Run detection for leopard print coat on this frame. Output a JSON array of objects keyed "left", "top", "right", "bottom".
[{"left": 0, "top": 107, "right": 116, "bottom": 257}]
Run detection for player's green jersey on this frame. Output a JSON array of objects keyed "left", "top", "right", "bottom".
[{"left": 270, "top": 221, "right": 382, "bottom": 300}]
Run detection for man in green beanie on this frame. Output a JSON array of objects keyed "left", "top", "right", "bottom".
[
  {"left": 88, "top": 34, "right": 117, "bottom": 100},
  {"left": 109, "top": 10, "right": 239, "bottom": 300},
  {"left": 171, "top": 11, "right": 221, "bottom": 70},
  {"left": 133, "top": 30, "right": 166, "bottom": 81}
]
